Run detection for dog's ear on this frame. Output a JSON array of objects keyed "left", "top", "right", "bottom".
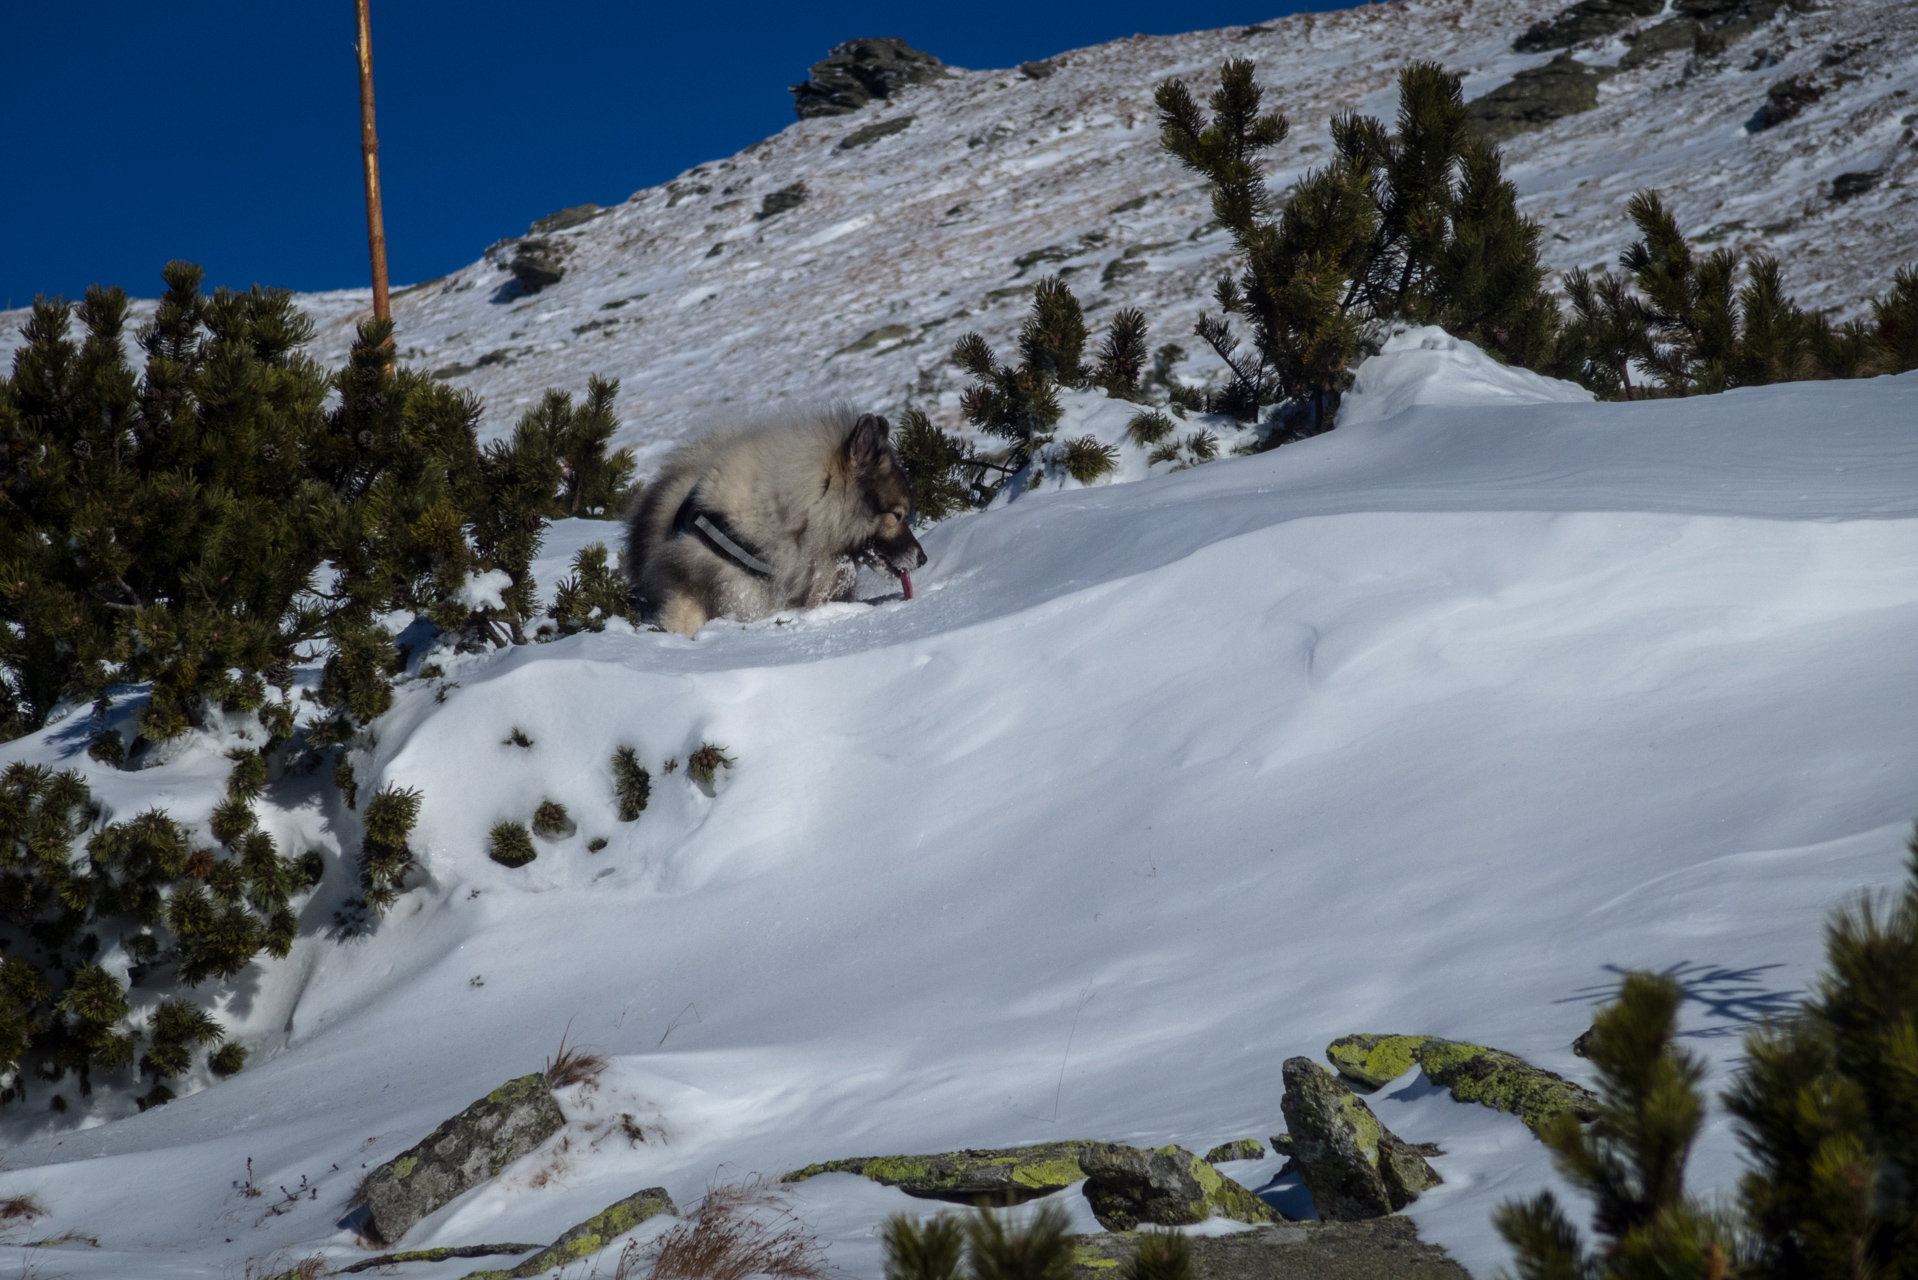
[{"left": 846, "top": 413, "right": 891, "bottom": 467}]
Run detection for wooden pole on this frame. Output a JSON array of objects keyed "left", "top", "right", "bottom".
[{"left": 356, "top": 0, "right": 391, "bottom": 323}]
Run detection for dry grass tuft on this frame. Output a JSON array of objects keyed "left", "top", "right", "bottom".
[
  {"left": 545, "top": 1023, "right": 608, "bottom": 1089},
  {"left": 0, "top": 1196, "right": 45, "bottom": 1223},
  {"left": 618, "top": 1176, "right": 827, "bottom": 1280}
]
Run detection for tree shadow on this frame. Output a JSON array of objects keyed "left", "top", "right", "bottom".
[{"left": 1557, "top": 960, "right": 1801, "bottom": 1039}]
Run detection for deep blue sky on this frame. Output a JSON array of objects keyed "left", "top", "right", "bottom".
[{"left": 3, "top": 1, "right": 1341, "bottom": 308}]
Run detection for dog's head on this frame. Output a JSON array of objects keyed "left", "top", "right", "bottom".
[{"left": 843, "top": 413, "right": 927, "bottom": 579}]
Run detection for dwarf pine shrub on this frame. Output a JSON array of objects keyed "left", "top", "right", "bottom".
[
  {"left": 896, "top": 409, "right": 978, "bottom": 525},
  {"left": 687, "top": 744, "right": 736, "bottom": 787},
  {"left": 1125, "top": 410, "right": 1176, "bottom": 448},
  {"left": 1121, "top": 1232, "right": 1194, "bottom": 1280},
  {"left": 612, "top": 747, "right": 651, "bottom": 822},
  {"left": 547, "top": 543, "right": 640, "bottom": 637},
  {"left": 1059, "top": 436, "right": 1120, "bottom": 484},
  {"left": 532, "top": 800, "right": 571, "bottom": 838},
  {"left": 359, "top": 785, "right": 422, "bottom": 910},
  {"left": 1497, "top": 827, "right": 1918, "bottom": 1279},
  {"left": 488, "top": 821, "right": 536, "bottom": 868},
  {"left": 963, "top": 1204, "right": 1075, "bottom": 1280},
  {"left": 882, "top": 1213, "right": 963, "bottom": 1280}
]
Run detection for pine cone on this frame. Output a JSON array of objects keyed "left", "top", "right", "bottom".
[{"left": 266, "top": 658, "right": 293, "bottom": 691}]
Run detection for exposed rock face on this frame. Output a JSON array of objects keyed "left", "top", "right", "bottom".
[
  {"left": 839, "top": 116, "right": 916, "bottom": 150},
  {"left": 1830, "top": 170, "right": 1882, "bottom": 201},
  {"left": 782, "top": 1141, "right": 1094, "bottom": 1204},
  {"left": 1067, "top": 1218, "right": 1470, "bottom": 1280},
  {"left": 789, "top": 38, "right": 949, "bottom": 119},
  {"left": 1464, "top": 53, "right": 1611, "bottom": 142},
  {"left": 756, "top": 183, "right": 808, "bottom": 221},
  {"left": 1279, "top": 1058, "right": 1441, "bottom": 1221},
  {"left": 1324, "top": 1034, "right": 1599, "bottom": 1134},
  {"left": 529, "top": 204, "right": 603, "bottom": 235},
  {"left": 1515, "top": 0, "right": 1662, "bottom": 52},
  {"left": 1756, "top": 71, "right": 1832, "bottom": 127},
  {"left": 1205, "top": 1137, "right": 1266, "bottom": 1163},
  {"left": 459, "top": 1187, "right": 677, "bottom": 1280},
  {"left": 1078, "top": 1143, "right": 1283, "bottom": 1231},
  {"left": 1619, "top": 18, "right": 1696, "bottom": 69},
  {"left": 508, "top": 241, "right": 565, "bottom": 295},
  {"left": 356, "top": 1073, "right": 565, "bottom": 1245}
]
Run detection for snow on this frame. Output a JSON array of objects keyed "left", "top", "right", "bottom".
[{"left": 2, "top": 327, "right": 1915, "bottom": 1278}]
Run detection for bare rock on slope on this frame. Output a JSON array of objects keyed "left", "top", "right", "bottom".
[
  {"left": 1280, "top": 1058, "right": 1441, "bottom": 1221},
  {"left": 790, "top": 38, "right": 949, "bottom": 119},
  {"left": 353, "top": 1072, "right": 564, "bottom": 1245},
  {"left": 1465, "top": 52, "right": 1612, "bottom": 142},
  {"left": 1068, "top": 1218, "right": 1470, "bottom": 1280},
  {"left": 1077, "top": 1142, "right": 1283, "bottom": 1231},
  {"left": 1516, "top": 0, "right": 1663, "bottom": 52}
]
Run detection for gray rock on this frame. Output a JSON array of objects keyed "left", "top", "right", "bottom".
[
  {"left": 790, "top": 38, "right": 949, "bottom": 120},
  {"left": 1515, "top": 0, "right": 1662, "bottom": 52},
  {"left": 529, "top": 204, "right": 603, "bottom": 236},
  {"left": 756, "top": 182, "right": 808, "bottom": 220},
  {"left": 357, "top": 1073, "right": 565, "bottom": 1245},
  {"left": 1205, "top": 1138, "right": 1266, "bottom": 1164},
  {"left": 1279, "top": 1058, "right": 1440, "bottom": 1222},
  {"left": 1465, "top": 53, "right": 1611, "bottom": 143},
  {"left": 1831, "top": 170, "right": 1882, "bottom": 202},
  {"left": 1068, "top": 1218, "right": 1469, "bottom": 1280},
  {"left": 1020, "top": 60, "right": 1056, "bottom": 79},
  {"left": 1755, "top": 71, "right": 1831, "bottom": 128},
  {"left": 1077, "top": 1142, "right": 1282, "bottom": 1231},
  {"left": 839, "top": 116, "right": 915, "bottom": 150},
  {"left": 1619, "top": 18, "right": 1696, "bottom": 69},
  {"left": 509, "top": 241, "right": 565, "bottom": 295},
  {"left": 783, "top": 1141, "right": 1095, "bottom": 1204}
]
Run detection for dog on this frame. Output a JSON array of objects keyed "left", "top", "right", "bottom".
[{"left": 623, "top": 410, "right": 927, "bottom": 636}]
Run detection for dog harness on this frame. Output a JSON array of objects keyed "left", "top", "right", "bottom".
[{"left": 671, "top": 493, "right": 776, "bottom": 581}]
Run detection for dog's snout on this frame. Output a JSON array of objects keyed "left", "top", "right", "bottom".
[{"left": 914, "top": 545, "right": 928, "bottom": 568}]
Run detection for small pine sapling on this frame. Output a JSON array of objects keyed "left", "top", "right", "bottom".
[
  {"left": 963, "top": 1203, "right": 1075, "bottom": 1280},
  {"left": 532, "top": 800, "right": 573, "bottom": 838},
  {"left": 1059, "top": 437, "right": 1120, "bottom": 484},
  {"left": 1493, "top": 972, "right": 1731, "bottom": 1280},
  {"left": 895, "top": 409, "right": 977, "bottom": 524},
  {"left": 140, "top": 999, "right": 226, "bottom": 1080},
  {"left": 360, "top": 786, "right": 423, "bottom": 910},
  {"left": 1091, "top": 309, "right": 1151, "bottom": 401},
  {"left": 950, "top": 277, "right": 1092, "bottom": 475},
  {"left": 87, "top": 728, "right": 126, "bottom": 766},
  {"left": 1126, "top": 410, "right": 1176, "bottom": 447},
  {"left": 1121, "top": 1231, "right": 1194, "bottom": 1280},
  {"left": 333, "top": 757, "right": 359, "bottom": 810},
  {"left": 548, "top": 542, "right": 641, "bottom": 636},
  {"left": 1873, "top": 263, "right": 1918, "bottom": 373},
  {"left": 209, "top": 1042, "right": 248, "bottom": 1077},
  {"left": 505, "top": 727, "right": 534, "bottom": 748},
  {"left": 612, "top": 747, "right": 651, "bottom": 821},
  {"left": 687, "top": 744, "right": 736, "bottom": 787},
  {"left": 882, "top": 1213, "right": 963, "bottom": 1280},
  {"left": 488, "top": 821, "right": 537, "bottom": 868}
]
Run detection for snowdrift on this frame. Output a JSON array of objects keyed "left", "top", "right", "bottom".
[{"left": 3, "top": 345, "right": 1917, "bottom": 1279}]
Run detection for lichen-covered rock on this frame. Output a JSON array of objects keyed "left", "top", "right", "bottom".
[
  {"left": 458, "top": 1187, "right": 677, "bottom": 1280},
  {"left": 528, "top": 204, "right": 603, "bottom": 235},
  {"left": 1325, "top": 1035, "right": 1428, "bottom": 1090},
  {"left": 1068, "top": 1217, "right": 1470, "bottom": 1280},
  {"left": 1077, "top": 1143, "right": 1282, "bottom": 1231},
  {"left": 782, "top": 1141, "right": 1094, "bottom": 1204},
  {"left": 1618, "top": 18, "right": 1695, "bottom": 68},
  {"left": 1205, "top": 1138, "right": 1265, "bottom": 1164},
  {"left": 789, "top": 38, "right": 949, "bottom": 120},
  {"left": 335, "top": 1244, "right": 543, "bottom": 1276},
  {"left": 1414, "top": 1038, "right": 1598, "bottom": 1134},
  {"left": 1515, "top": 0, "right": 1662, "bottom": 52},
  {"left": 508, "top": 241, "right": 565, "bottom": 294},
  {"left": 358, "top": 1073, "right": 565, "bottom": 1245},
  {"left": 839, "top": 115, "right": 915, "bottom": 150},
  {"left": 1280, "top": 1059, "right": 1440, "bottom": 1221},
  {"left": 1324, "top": 1034, "right": 1597, "bottom": 1135},
  {"left": 1464, "top": 54, "right": 1611, "bottom": 143}
]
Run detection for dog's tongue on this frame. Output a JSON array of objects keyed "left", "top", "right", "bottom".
[{"left": 899, "top": 571, "right": 914, "bottom": 601}]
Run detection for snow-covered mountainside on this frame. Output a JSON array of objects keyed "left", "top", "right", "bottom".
[
  {"left": 1, "top": 325, "right": 1915, "bottom": 1277},
  {"left": 11, "top": 0, "right": 1912, "bottom": 470}
]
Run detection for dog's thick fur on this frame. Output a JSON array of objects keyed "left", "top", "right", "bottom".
[{"left": 623, "top": 410, "right": 926, "bottom": 636}]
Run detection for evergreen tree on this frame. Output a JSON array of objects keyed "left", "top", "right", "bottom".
[
  {"left": 1724, "top": 829, "right": 1918, "bottom": 1280},
  {"left": 895, "top": 409, "right": 977, "bottom": 525},
  {"left": 521, "top": 374, "right": 638, "bottom": 519},
  {"left": 1872, "top": 265, "right": 1918, "bottom": 374},
  {"left": 547, "top": 542, "right": 640, "bottom": 636},
  {"left": 1494, "top": 972, "right": 1733, "bottom": 1280},
  {"left": 1090, "top": 308, "right": 1152, "bottom": 401}
]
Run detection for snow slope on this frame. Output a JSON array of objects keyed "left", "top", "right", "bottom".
[
  {"left": 7, "top": 0, "right": 1911, "bottom": 473},
  {"left": 2, "top": 337, "right": 1915, "bottom": 1278}
]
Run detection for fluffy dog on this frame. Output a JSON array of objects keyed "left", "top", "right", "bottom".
[{"left": 623, "top": 410, "right": 927, "bottom": 636}]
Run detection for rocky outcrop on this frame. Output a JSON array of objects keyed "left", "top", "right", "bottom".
[
  {"left": 459, "top": 1187, "right": 677, "bottom": 1280},
  {"left": 1465, "top": 53, "right": 1611, "bottom": 143},
  {"left": 839, "top": 116, "right": 915, "bottom": 150},
  {"left": 1205, "top": 1138, "right": 1266, "bottom": 1163},
  {"left": 756, "top": 183, "right": 808, "bottom": 220},
  {"left": 352, "top": 1073, "right": 565, "bottom": 1245},
  {"left": 789, "top": 38, "right": 949, "bottom": 119},
  {"left": 782, "top": 1141, "right": 1094, "bottom": 1204},
  {"left": 529, "top": 204, "right": 604, "bottom": 235},
  {"left": 1755, "top": 71, "right": 1832, "bottom": 128},
  {"left": 1515, "top": 0, "right": 1662, "bottom": 52},
  {"left": 1279, "top": 1059, "right": 1441, "bottom": 1221},
  {"left": 1068, "top": 1218, "right": 1470, "bottom": 1280},
  {"left": 1619, "top": 19, "right": 1696, "bottom": 69},
  {"left": 1325, "top": 1034, "right": 1599, "bottom": 1134},
  {"left": 508, "top": 241, "right": 566, "bottom": 295},
  {"left": 1077, "top": 1143, "right": 1282, "bottom": 1231}
]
